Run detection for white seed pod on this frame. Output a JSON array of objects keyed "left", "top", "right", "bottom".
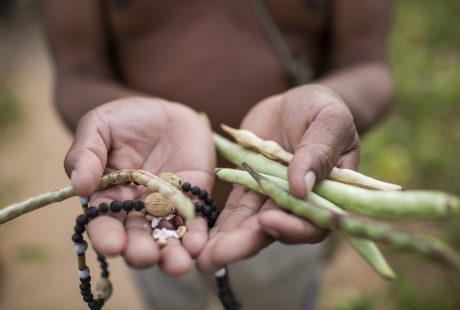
[
  {"left": 144, "top": 192, "right": 175, "bottom": 217},
  {"left": 159, "top": 172, "right": 182, "bottom": 189}
]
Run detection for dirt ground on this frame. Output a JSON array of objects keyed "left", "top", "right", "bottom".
[{"left": 0, "top": 20, "right": 390, "bottom": 310}]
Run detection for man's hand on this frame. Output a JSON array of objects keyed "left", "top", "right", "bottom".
[
  {"left": 197, "top": 84, "right": 360, "bottom": 273},
  {"left": 65, "top": 97, "right": 215, "bottom": 275}
]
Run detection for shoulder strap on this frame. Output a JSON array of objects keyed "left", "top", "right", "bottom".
[{"left": 249, "top": 0, "right": 313, "bottom": 86}]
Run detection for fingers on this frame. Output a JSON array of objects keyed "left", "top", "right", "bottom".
[
  {"left": 214, "top": 186, "right": 266, "bottom": 232},
  {"left": 64, "top": 111, "right": 111, "bottom": 196},
  {"left": 259, "top": 209, "right": 329, "bottom": 244},
  {"left": 123, "top": 211, "right": 159, "bottom": 267},
  {"left": 287, "top": 102, "right": 358, "bottom": 197},
  {"left": 175, "top": 170, "right": 214, "bottom": 258},
  {"left": 197, "top": 191, "right": 272, "bottom": 274},
  {"left": 160, "top": 238, "right": 193, "bottom": 276}
]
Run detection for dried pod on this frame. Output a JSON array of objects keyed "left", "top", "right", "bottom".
[
  {"left": 145, "top": 192, "right": 175, "bottom": 217},
  {"left": 159, "top": 172, "right": 182, "bottom": 189},
  {"left": 176, "top": 225, "right": 187, "bottom": 238}
]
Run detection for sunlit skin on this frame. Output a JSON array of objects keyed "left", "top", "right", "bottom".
[{"left": 43, "top": 0, "right": 394, "bottom": 275}]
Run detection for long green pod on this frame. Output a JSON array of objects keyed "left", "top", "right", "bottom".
[
  {"left": 314, "top": 180, "right": 460, "bottom": 220},
  {"left": 215, "top": 168, "right": 396, "bottom": 280},
  {"left": 242, "top": 163, "right": 460, "bottom": 273},
  {"left": 214, "top": 133, "right": 460, "bottom": 220}
]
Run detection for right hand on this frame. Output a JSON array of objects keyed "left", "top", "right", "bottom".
[{"left": 65, "top": 97, "right": 216, "bottom": 275}]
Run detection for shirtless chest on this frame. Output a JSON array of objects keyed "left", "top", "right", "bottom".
[{"left": 103, "top": 0, "right": 330, "bottom": 126}]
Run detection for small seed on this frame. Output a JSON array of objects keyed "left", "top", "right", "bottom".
[
  {"left": 145, "top": 214, "right": 154, "bottom": 222},
  {"left": 173, "top": 215, "right": 184, "bottom": 227},
  {"left": 176, "top": 225, "right": 187, "bottom": 238},
  {"left": 159, "top": 219, "right": 174, "bottom": 230}
]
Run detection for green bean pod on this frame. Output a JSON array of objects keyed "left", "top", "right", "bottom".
[
  {"left": 215, "top": 168, "right": 396, "bottom": 280},
  {"left": 242, "top": 163, "right": 460, "bottom": 274},
  {"left": 214, "top": 133, "right": 460, "bottom": 220}
]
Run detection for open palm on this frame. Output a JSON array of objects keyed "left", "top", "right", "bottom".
[
  {"left": 65, "top": 97, "right": 215, "bottom": 275},
  {"left": 198, "top": 85, "right": 360, "bottom": 273}
]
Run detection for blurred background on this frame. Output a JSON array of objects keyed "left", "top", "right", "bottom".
[{"left": 0, "top": 0, "right": 459, "bottom": 309}]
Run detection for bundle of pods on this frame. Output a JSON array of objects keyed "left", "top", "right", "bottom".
[{"left": 215, "top": 125, "right": 460, "bottom": 279}]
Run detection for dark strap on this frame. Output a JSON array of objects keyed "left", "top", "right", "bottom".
[{"left": 249, "top": 0, "right": 313, "bottom": 86}]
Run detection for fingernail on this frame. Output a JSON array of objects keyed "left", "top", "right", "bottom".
[
  {"left": 266, "top": 229, "right": 280, "bottom": 239},
  {"left": 304, "top": 171, "right": 316, "bottom": 194}
]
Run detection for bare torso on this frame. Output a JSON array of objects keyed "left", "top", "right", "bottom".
[{"left": 103, "top": 0, "right": 329, "bottom": 127}]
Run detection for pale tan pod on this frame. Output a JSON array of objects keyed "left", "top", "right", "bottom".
[
  {"left": 144, "top": 192, "right": 175, "bottom": 217},
  {"left": 159, "top": 172, "right": 182, "bottom": 189},
  {"left": 176, "top": 225, "right": 187, "bottom": 239}
]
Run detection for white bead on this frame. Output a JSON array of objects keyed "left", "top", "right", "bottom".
[
  {"left": 73, "top": 241, "right": 88, "bottom": 254},
  {"left": 79, "top": 196, "right": 89, "bottom": 205},
  {"left": 78, "top": 267, "right": 90, "bottom": 278},
  {"left": 214, "top": 267, "right": 226, "bottom": 278}
]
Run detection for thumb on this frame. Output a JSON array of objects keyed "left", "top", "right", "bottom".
[
  {"left": 64, "top": 111, "right": 111, "bottom": 197},
  {"left": 287, "top": 107, "right": 358, "bottom": 197}
]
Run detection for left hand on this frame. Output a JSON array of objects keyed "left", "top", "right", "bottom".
[{"left": 197, "top": 84, "right": 360, "bottom": 273}]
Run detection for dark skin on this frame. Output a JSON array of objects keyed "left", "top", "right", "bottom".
[{"left": 43, "top": 0, "right": 393, "bottom": 275}]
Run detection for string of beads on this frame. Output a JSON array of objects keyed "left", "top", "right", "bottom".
[{"left": 73, "top": 181, "right": 240, "bottom": 310}]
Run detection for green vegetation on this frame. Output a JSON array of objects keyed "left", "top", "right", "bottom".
[{"left": 356, "top": 0, "right": 460, "bottom": 308}]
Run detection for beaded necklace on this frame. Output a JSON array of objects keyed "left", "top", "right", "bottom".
[{"left": 73, "top": 180, "right": 241, "bottom": 310}]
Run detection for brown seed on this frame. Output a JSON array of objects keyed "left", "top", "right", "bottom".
[
  {"left": 145, "top": 192, "right": 175, "bottom": 217},
  {"left": 159, "top": 219, "right": 175, "bottom": 230},
  {"left": 159, "top": 172, "right": 182, "bottom": 189},
  {"left": 176, "top": 226, "right": 187, "bottom": 238},
  {"left": 173, "top": 215, "right": 184, "bottom": 227}
]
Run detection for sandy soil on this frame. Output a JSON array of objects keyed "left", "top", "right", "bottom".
[{"left": 0, "top": 20, "right": 389, "bottom": 310}]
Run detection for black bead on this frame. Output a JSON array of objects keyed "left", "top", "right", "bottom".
[
  {"left": 76, "top": 214, "right": 89, "bottom": 226},
  {"left": 133, "top": 200, "right": 144, "bottom": 211},
  {"left": 199, "top": 189, "right": 208, "bottom": 201},
  {"left": 209, "top": 211, "right": 218, "bottom": 223},
  {"left": 97, "top": 254, "right": 106, "bottom": 262},
  {"left": 194, "top": 201, "right": 203, "bottom": 213},
  {"left": 98, "top": 202, "right": 109, "bottom": 213},
  {"left": 202, "top": 204, "right": 212, "bottom": 217},
  {"left": 89, "top": 300, "right": 101, "bottom": 310},
  {"left": 99, "top": 261, "right": 108, "bottom": 269},
  {"left": 181, "top": 182, "right": 192, "bottom": 192},
  {"left": 80, "top": 283, "right": 91, "bottom": 290},
  {"left": 81, "top": 289, "right": 92, "bottom": 296},
  {"left": 191, "top": 185, "right": 201, "bottom": 195},
  {"left": 74, "top": 224, "right": 85, "bottom": 234},
  {"left": 80, "top": 276, "right": 91, "bottom": 283},
  {"left": 83, "top": 295, "right": 94, "bottom": 302},
  {"left": 205, "top": 196, "right": 214, "bottom": 206},
  {"left": 86, "top": 207, "right": 99, "bottom": 218},
  {"left": 101, "top": 270, "right": 110, "bottom": 278},
  {"left": 72, "top": 233, "right": 83, "bottom": 243},
  {"left": 122, "top": 200, "right": 133, "bottom": 212},
  {"left": 110, "top": 200, "right": 122, "bottom": 212}
]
